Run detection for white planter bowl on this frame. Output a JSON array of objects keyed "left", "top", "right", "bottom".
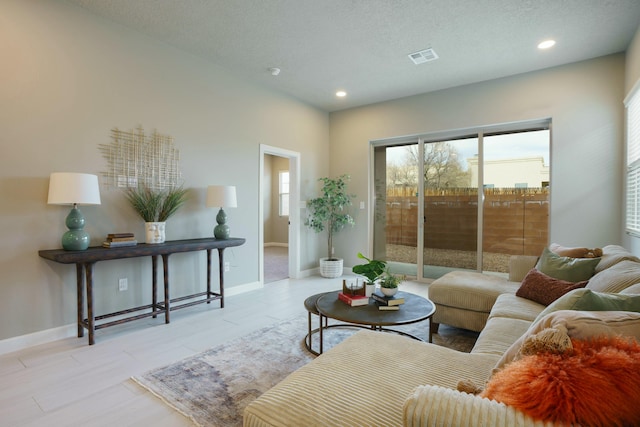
[{"left": 380, "top": 286, "right": 398, "bottom": 297}]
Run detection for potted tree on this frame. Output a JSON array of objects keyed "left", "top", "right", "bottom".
[
  {"left": 305, "top": 174, "right": 355, "bottom": 278},
  {"left": 125, "top": 185, "right": 188, "bottom": 244},
  {"left": 352, "top": 252, "right": 386, "bottom": 296}
]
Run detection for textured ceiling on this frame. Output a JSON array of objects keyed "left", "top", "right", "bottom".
[{"left": 66, "top": 0, "right": 640, "bottom": 112}]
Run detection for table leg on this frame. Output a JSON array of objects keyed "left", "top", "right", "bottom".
[
  {"left": 206, "top": 249, "right": 212, "bottom": 304},
  {"left": 307, "top": 311, "right": 312, "bottom": 351},
  {"left": 428, "top": 317, "right": 433, "bottom": 343},
  {"left": 319, "top": 314, "right": 324, "bottom": 354},
  {"left": 85, "top": 262, "right": 96, "bottom": 345},
  {"left": 76, "top": 264, "right": 84, "bottom": 338},
  {"left": 218, "top": 248, "right": 225, "bottom": 308},
  {"left": 162, "top": 254, "right": 170, "bottom": 323},
  {"left": 152, "top": 255, "right": 158, "bottom": 318}
]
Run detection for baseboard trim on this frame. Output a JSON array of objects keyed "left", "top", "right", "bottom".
[
  {"left": 264, "top": 242, "right": 289, "bottom": 248},
  {"left": 0, "top": 281, "right": 264, "bottom": 355},
  {"left": 0, "top": 324, "right": 77, "bottom": 356}
]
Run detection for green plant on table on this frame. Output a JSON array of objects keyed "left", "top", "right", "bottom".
[
  {"left": 380, "top": 269, "right": 405, "bottom": 289},
  {"left": 352, "top": 252, "right": 387, "bottom": 284}
]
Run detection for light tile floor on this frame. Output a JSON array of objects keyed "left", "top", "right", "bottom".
[{"left": 0, "top": 276, "right": 431, "bottom": 426}]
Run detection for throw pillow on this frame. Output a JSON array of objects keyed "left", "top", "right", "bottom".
[
  {"left": 536, "top": 247, "right": 600, "bottom": 282},
  {"left": 494, "top": 309, "right": 640, "bottom": 371},
  {"left": 516, "top": 269, "right": 587, "bottom": 306},
  {"left": 535, "top": 288, "right": 640, "bottom": 323},
  {"left": 549, "top": 243, "right": 602, "bottom": 258},
  {"left": 481, "top": 336, "right": 640, "bottom": 426},
  {"left": 586, "top": 259, "right": 640, "bottom": 293},
  {"left": 518, "top": 325, "right": 573, "bottom": 357}
]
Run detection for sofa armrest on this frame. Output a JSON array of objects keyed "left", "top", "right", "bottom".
[
  {"left": 403, "top": 385, "right": 554, "bottom": 427},
  {"left": 508, "top": 255, "right": 539, "bottom": 282}
]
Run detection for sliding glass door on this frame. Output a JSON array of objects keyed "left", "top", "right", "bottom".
[
  {"left": 372, "top": 122, "right": 550, "bottom": 280},
  {"left": 481, "top": 130, "right": 550, "bottom": 273}
]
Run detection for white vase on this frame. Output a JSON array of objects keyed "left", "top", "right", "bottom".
[
  {"left": 319, "top": 257, "right": 343, "bottom": 278},
  {"left": 380, "top": 286, "right": 398, "bottom": 297},
  {"left": 145, "top": 221, "right": 166, "bottom": 244},
  {"left": 365, "top": 283, "right": 376, "bottom": 297}
]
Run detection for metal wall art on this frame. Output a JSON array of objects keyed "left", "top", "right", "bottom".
[{"left": 100, "top": 126, "right": 182, "bottom": 191}]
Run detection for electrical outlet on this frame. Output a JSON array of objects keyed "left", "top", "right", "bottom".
[
  {"left": 224, "top": 261, "right": 230, "bottom": 272},
  {"left": 118, "top": 278, "right": 128, "bottom": 291}
]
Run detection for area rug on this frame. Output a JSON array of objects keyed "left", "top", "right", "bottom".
[{"left": 132, "top": 315, "right": 477, "bottom": 427}]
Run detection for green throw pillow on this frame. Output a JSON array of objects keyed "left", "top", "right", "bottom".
[
  {"left": 536, "top": 247, "right": 600, "bottom": 282},
  {"left": 534, "top": 288, "right": 640, "bottom": 324}
]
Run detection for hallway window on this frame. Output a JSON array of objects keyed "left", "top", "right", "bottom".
[{"left": 279, "top": 171, "right": 290, "bottom": 216}]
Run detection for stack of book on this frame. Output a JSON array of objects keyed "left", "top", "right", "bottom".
[
  {"left": 371, "top": 291, "right": 405, "bottom": 311},
  {"left": 103, "top": 233, "right": 137, "bottom": 248},
  {"left": 338, "top": 292, "right": 369, "bottom": 307}
]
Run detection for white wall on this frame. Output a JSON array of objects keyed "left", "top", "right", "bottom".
[
  {"left": 0, "top": 0, "right": 329, "bottom": 342},
  {"left": 330, "top": 54, "right": 626, "bottom": 268}
]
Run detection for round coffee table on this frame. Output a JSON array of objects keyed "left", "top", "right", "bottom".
[{"left": 314, "top": 290, "right": 435, "bottom": 354}]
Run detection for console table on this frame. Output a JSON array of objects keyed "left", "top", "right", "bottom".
[{"left": 39, "top": 237, "right": 245, "bottom": 345}]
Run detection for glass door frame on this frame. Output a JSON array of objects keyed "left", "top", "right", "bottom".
[{"left": 369, "top": 118, "right": 551, "bottom": 282}]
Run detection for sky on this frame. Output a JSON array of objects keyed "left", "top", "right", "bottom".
[{"left": 387, "top": 129, "right": 550, "bottom": 171}]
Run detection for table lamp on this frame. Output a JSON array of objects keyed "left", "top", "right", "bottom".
[
  {"left": 47, "top": 172, "right": 101, "bottom": 250},
  {"left": 206, "top": 185, "right": 237, "bottom": 239}
]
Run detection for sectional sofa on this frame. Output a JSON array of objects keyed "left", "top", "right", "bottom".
[{"left": 243, "top": 245, "right": 640, "bottom": 426}]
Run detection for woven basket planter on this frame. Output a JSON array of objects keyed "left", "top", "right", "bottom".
[{"left": 319, "top": 258, "right": 343, "bottom": 278}]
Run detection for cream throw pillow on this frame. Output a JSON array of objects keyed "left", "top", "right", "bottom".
[{"left": 494, "top": 310, "right": 640, "bottom": 371}]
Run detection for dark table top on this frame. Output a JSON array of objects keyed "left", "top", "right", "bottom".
[
  {"left": 38, "top": 237, "right": 246, "bottom": 264},
  {"left": 315, "top": 290, "right": 435, "bottom": 327}
]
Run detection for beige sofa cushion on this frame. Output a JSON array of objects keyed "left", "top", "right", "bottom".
[
  {"left": 595, "top": 244, "right": 640, "bottom": 272},
  {"left": 429, "top": 272, "right": 517, "bottom": 313},
  {"left": 243, "top": 330, "right": 499, "bottom": 427},
  {"left": 494, "top": 310, "right": 640, "bottom": 371},
  {"left": 622, "top": 283, "right": 640, "bottom": 295},
  {"left": 586, "top": 259, "right": 640, "bottom": 293},
  {"left": 404, "top": 385, "right": 553, "bottom": 427},
  {"left": 488, "top": 294, "right": 544, "bottom": 323},
  {"left": 472, "top": 316, "right": 531, "bottom": 356}
]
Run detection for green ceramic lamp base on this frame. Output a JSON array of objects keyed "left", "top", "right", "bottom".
[
  {"left": 62, "top": 205, "right": 90, "bottom": 250},
  {"left": 214, "top": 207, "right": 230, "bottom": 239}
]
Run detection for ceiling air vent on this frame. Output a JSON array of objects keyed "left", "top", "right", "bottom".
[{"left": 408, "top": 48, "right": 438, "bottom": 65}]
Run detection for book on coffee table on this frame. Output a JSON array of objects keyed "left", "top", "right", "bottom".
[
  {"left": 371, "top": 291, "right": 404, "bottom": 306},
  {"left": 338, "top": 292, "right": 369, "bottom": 307},
  {"left": 376, "top": 303, "right": 400, "bottom": 311}
]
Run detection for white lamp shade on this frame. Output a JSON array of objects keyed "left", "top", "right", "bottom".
[
  {"left": 206, "top": 185, "right": 237, "bottom": 208},
  {"left": 47, "top": 173, "right": 101, "bottom": 205}
]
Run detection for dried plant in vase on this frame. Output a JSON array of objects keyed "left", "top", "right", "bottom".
[{"left": 124, "top": 185, "right": 188, "bottom": 243}]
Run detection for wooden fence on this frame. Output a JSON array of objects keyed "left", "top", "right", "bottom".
[{"left": 385, "top": 187, "right": 549, "bottom": 256}]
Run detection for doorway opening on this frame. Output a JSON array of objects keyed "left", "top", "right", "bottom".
[{"left": 259, "top": 145, "right": 301, "bottom": 284}]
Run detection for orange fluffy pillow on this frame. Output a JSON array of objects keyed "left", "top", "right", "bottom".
[{"left": 481, "top": 336, "right": 640, "bottom": 426}]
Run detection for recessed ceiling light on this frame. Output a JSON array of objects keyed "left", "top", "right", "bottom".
[
  {"left": 336, "top": 91, "right": 347, "bottom": 97},
  {"left": 538, "top": 40, "right": 556, "bottom": 50}
]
